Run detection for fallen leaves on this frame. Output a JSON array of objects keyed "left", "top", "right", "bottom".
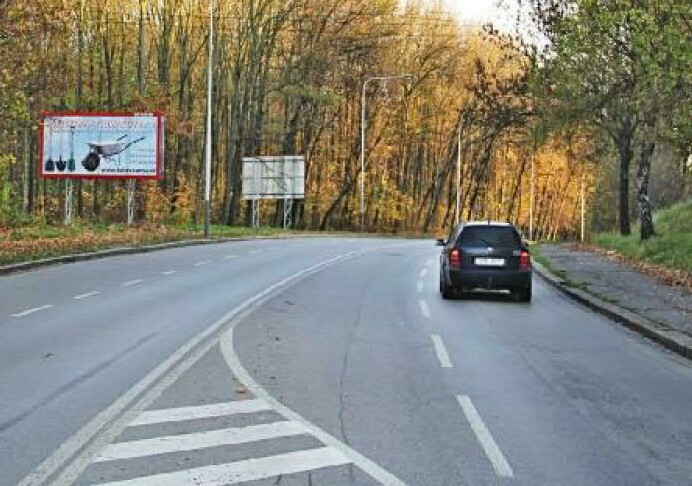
[{"left": 573, "top": 243, "right": 692, "bottom": 294}]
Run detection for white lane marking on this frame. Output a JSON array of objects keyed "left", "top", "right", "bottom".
[
  {"left": 222, "top": 254, "right": 238, "bottom": 260},
  {"left": 95, "top": 421, "right": 307, "bottom": 463},
  {"left": 194, "top": 260, "right": 213, "bottom": 267},
  {"left": 92, "top": 447, "right": 351, "bottom": 486},
  {"left": 431, "top": 334, "right": 453, "bottom": 368},
  {"left": 29, "top": 250, "right": 364, "bottom": 486},
  {"left": 161, "top": 270, "right": 176, "bottom": 276},
  {"left": 73, "top": 291, "right": 100, "bottom": 300},
  {"left": 121, "top": 279, "right": 142, "bottom": 288},
  {"left": 418, "top": 299, "right": 431, "bottom": 319},
  {"left": 130, "top": 399, "right": 271, "bottom": 426},
  {"left": 12, "top": 305, "right": 53, "bottom": 318},
  {"left": 419, "top": 268, "right": 429, "bottom": 278},
  {"left": 249, "top": 250, "right": 261, "bottom": 255},
  {"left": 416, "top": 280, "right": 423, "bottom": 293},
  {"left": 221, "top": 329, "right": 410, "bottom": 486},
  {"left": 457, "top": 395, "right": 514, "bottom": 478},
  {"left": 427, "top": 258, "right": 435, "bottom": 266}
]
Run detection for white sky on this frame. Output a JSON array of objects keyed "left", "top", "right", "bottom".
[{"left": 441, "top": 0, "right": 525, "bottom": 34}]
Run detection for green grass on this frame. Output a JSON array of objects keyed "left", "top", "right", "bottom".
[{"left": 591, "top": 200, "right": 692, "bottom": 272}]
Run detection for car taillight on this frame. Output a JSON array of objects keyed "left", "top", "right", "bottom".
[
  {"left": 450, "top": 248, "right": 462, "bottom": 268},
  {"left": 520, "top": 250, "right": 531, "bottom": 270}
]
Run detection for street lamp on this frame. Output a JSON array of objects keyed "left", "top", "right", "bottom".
[
  {"left": 360, "top": 74, "right": 413, "bottom": 227},
  {"left": 204, "top": 0, "right": 214, "bottom": 238}
]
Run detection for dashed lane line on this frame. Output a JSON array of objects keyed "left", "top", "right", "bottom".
[
  {"left": 11, "top": 304, "right": 53, "bottom": 318},
  {"left": 457, "top": 395, "right": 514, "bottom": 478},
  {"left": 194, "top": 260, "right": 213, "bottom": 267},
  {"left": 161, "top": 270, "right": 176, "bottom": 276},
  {"left": 129, "top": 399, "right": 271, "bottom": 426},
  {"left": 121, "top": 279, "right": 143, "bottom": 288},
  {"left": 94, "top": 421, "right": 308, "bottom": 463},
  {"left": 91, "top": 447, "right": 352, "bottom": 486},
  {"left": 222, "top": 255, "right": 238, "bottom": 260},
  {"left": 430, "top": 334, "right": 453, "bottom": 368},
  {"left": 73, "top": 291, "right": 100, "bottom": 300},
  {"left": 419, "top": 268, "right": 429, "bottom": 278},
  {"left": 418, "top": 299, "right": 431, "bottom": 319},
  {"left": 416, "top": 280, "right": 424, "bottom": 293}
]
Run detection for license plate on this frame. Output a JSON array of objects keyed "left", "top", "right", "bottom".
[{"left": 475, "top": 258, "right": 505, "bottom": 266}]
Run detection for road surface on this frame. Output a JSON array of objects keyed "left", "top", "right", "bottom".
[{"left": 1, "top": 238, "right": 691, "bottom": 485}]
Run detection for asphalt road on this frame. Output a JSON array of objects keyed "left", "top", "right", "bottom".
[{"left": 2, "top": 238, "right": 692, "bottom": 486}]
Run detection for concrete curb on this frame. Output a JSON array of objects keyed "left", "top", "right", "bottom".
[
  {"left": 0, "top": 235, "right": 310, "bottom": 277},
  {"left": 533, "top": 261, "right": 692, "bottom": 360}
]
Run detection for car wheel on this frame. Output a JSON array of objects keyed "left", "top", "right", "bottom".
[
  {"left": 440, "top": 273, "right": 454, "bottom": 300},
  {"left": 516, "top": 284, "right": 532, "bottom": 303}
]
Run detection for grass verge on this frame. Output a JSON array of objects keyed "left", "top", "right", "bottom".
[
  {"left": 591, "top": 200, "right": 692, "bottom": 273},
  {"left": 0, "top": 223, "right": 305, "bottom": 266}
]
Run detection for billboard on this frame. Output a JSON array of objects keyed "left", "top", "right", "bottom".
[
  {"left": 40, "top": 112, "right": 164, "bottom": 179},
  {"left": 242, "top": 156, "right": 305, "bottom": 200}
]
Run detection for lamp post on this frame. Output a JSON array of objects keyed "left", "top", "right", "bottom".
[
  {"left": 204, "top": 0, "right": 214, "bottom": 238},
  {"left": 360, "top": 74, "right": 413, "bottom": 227}
]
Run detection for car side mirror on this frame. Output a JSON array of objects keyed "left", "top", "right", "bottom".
[{"left": 435, "top": 239, "right": 446, "bottom": 247}]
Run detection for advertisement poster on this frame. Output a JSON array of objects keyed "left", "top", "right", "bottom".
[{"left": 40, "top": 113, "right": 164, "bottom": 179}]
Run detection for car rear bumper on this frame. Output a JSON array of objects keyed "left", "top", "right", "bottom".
[{"left": 449, "top": 267, "right": 531, "bottom": 290}]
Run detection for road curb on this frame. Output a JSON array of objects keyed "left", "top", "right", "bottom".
[
  {"left": 0, "top": 235, "right": 306, "bottom": 277},
  {"left": 533, "top": 261, "right": 692, "bottom": 361}
]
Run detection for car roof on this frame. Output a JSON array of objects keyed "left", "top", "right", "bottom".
[{"left": 462, "top": 221, "right": 515, "bottom": 228}]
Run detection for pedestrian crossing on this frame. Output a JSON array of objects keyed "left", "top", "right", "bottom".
[{"left": 77, "top": 397, "right": 360, "bottom": 485}]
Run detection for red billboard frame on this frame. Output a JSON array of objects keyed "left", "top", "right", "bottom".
[{"left": 39, "top": 111, "right": 165, "bottom": 180}]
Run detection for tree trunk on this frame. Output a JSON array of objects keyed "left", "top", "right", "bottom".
[{"left": 637, "top": 119, "right": 656, "bottom": 241}]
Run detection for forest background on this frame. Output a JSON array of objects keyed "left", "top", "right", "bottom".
[{"left": 0, "top": 0, "right": 689, "bottom": 245}]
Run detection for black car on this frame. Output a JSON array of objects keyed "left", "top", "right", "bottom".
[{"left": 438, "top": 222, "right": 532, "bottom": 301}]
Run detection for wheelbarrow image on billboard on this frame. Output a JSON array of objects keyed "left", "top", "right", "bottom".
[{"left": 82, "top": 135, "right": 146, "bottom": 172}]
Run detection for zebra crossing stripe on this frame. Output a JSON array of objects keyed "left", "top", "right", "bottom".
[
  {"left": 130, "top": 399, "right": 271, "bottom": 426},
  {"left": 91, "top": 447, "right": 351, "bottom": 486},
  {"left": 95, "top": 421, "right": 306, "bottom": 463}
]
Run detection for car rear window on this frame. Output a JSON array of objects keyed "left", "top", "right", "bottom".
[{"left": 458, "top": 226, "right": 520, "bottom": 249}]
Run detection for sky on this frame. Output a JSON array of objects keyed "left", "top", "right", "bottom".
[{"left": 441, "top": 0, "right": 525, "bottom": 34}]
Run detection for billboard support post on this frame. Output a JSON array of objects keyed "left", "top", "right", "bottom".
[
  {"left": 127, "top": 179, "right": 136, "bottom": 226},
  {"left": 64, "top": 179, "right": 73, "bottom": 226}
]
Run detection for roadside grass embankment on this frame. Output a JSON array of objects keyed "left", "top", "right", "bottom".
[
  {"left": 0, "top": 223, "right": 301, "bottom": 266},
  {"left": 591, "top": 200, "right": 692, "bottom": 273}
]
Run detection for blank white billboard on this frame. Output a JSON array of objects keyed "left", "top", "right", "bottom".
[{"left": 242, "top": 156, "right": 305, "bottom": 200}]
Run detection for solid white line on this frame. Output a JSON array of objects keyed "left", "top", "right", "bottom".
[
  {"left": 431, "top": 334, "right": 453, "bottom": 368},
  {"left": 222, "top": 254, "right": 238, "bottom": 260},
  {"left": 221, "top": 328, "right": 410, "bottom": 486},
  {"left": 418, "top": 299, "right": 431, "bottom": 319},
  {"left": 130, "top": 399, "right": 271, "bottom": 427},
  {"left": 194, "top": 260, "right": 212, "bottom": 267},
  {"left": 12, "top": 304, "right": 52, "bottom": 318},
  {"left": 161, "top": 270, "right": 176, "bottom": 276},
  {"left": 95, "top": 421, "right": 307, "bottom": 462},
  {"left": 121, "top": 279, "right": 142, "bottom": 288},
  {"left": 419, "top": 268, "right": 429, "bottom": 278},
  {"left": 416, "top": 280, "right": 424, "bottom": 293},
  {"left": 92, "top": 447, "right": 351, "bottom": 486},
  {"left": 456, "top": 395, "right": 514, "bottom": 478},
  {"left": 73, "top": 291, "right": 100, "bottom": 300}
]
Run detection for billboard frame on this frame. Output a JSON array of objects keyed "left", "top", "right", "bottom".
[{"left": 39, "top": 111, "right": 165, "bottom": 180}]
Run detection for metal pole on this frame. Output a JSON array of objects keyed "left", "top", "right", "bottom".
[
  {"left": 360, "top": 80, "right": 368, "bottom": 228},
  {"left": 359, "top": 74, "right": 412, "bottom": 230},
  {"left": 455, "top": 126, "right": 461, "bottom": 225},
  {"left": 64, "top": 179, "right": 73, "bottom": 226},
  {"left": 580, "top": 174, "right": 585, "bottom": 242},
  {"left": 204, "top": 0, "right": 214, "bottom": 238},
  {"left": 127, "top": 179, "right": 135, "bottom": 226},
  {"left": 529, "top": 153, "right": 534, "bottom": 241}
]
